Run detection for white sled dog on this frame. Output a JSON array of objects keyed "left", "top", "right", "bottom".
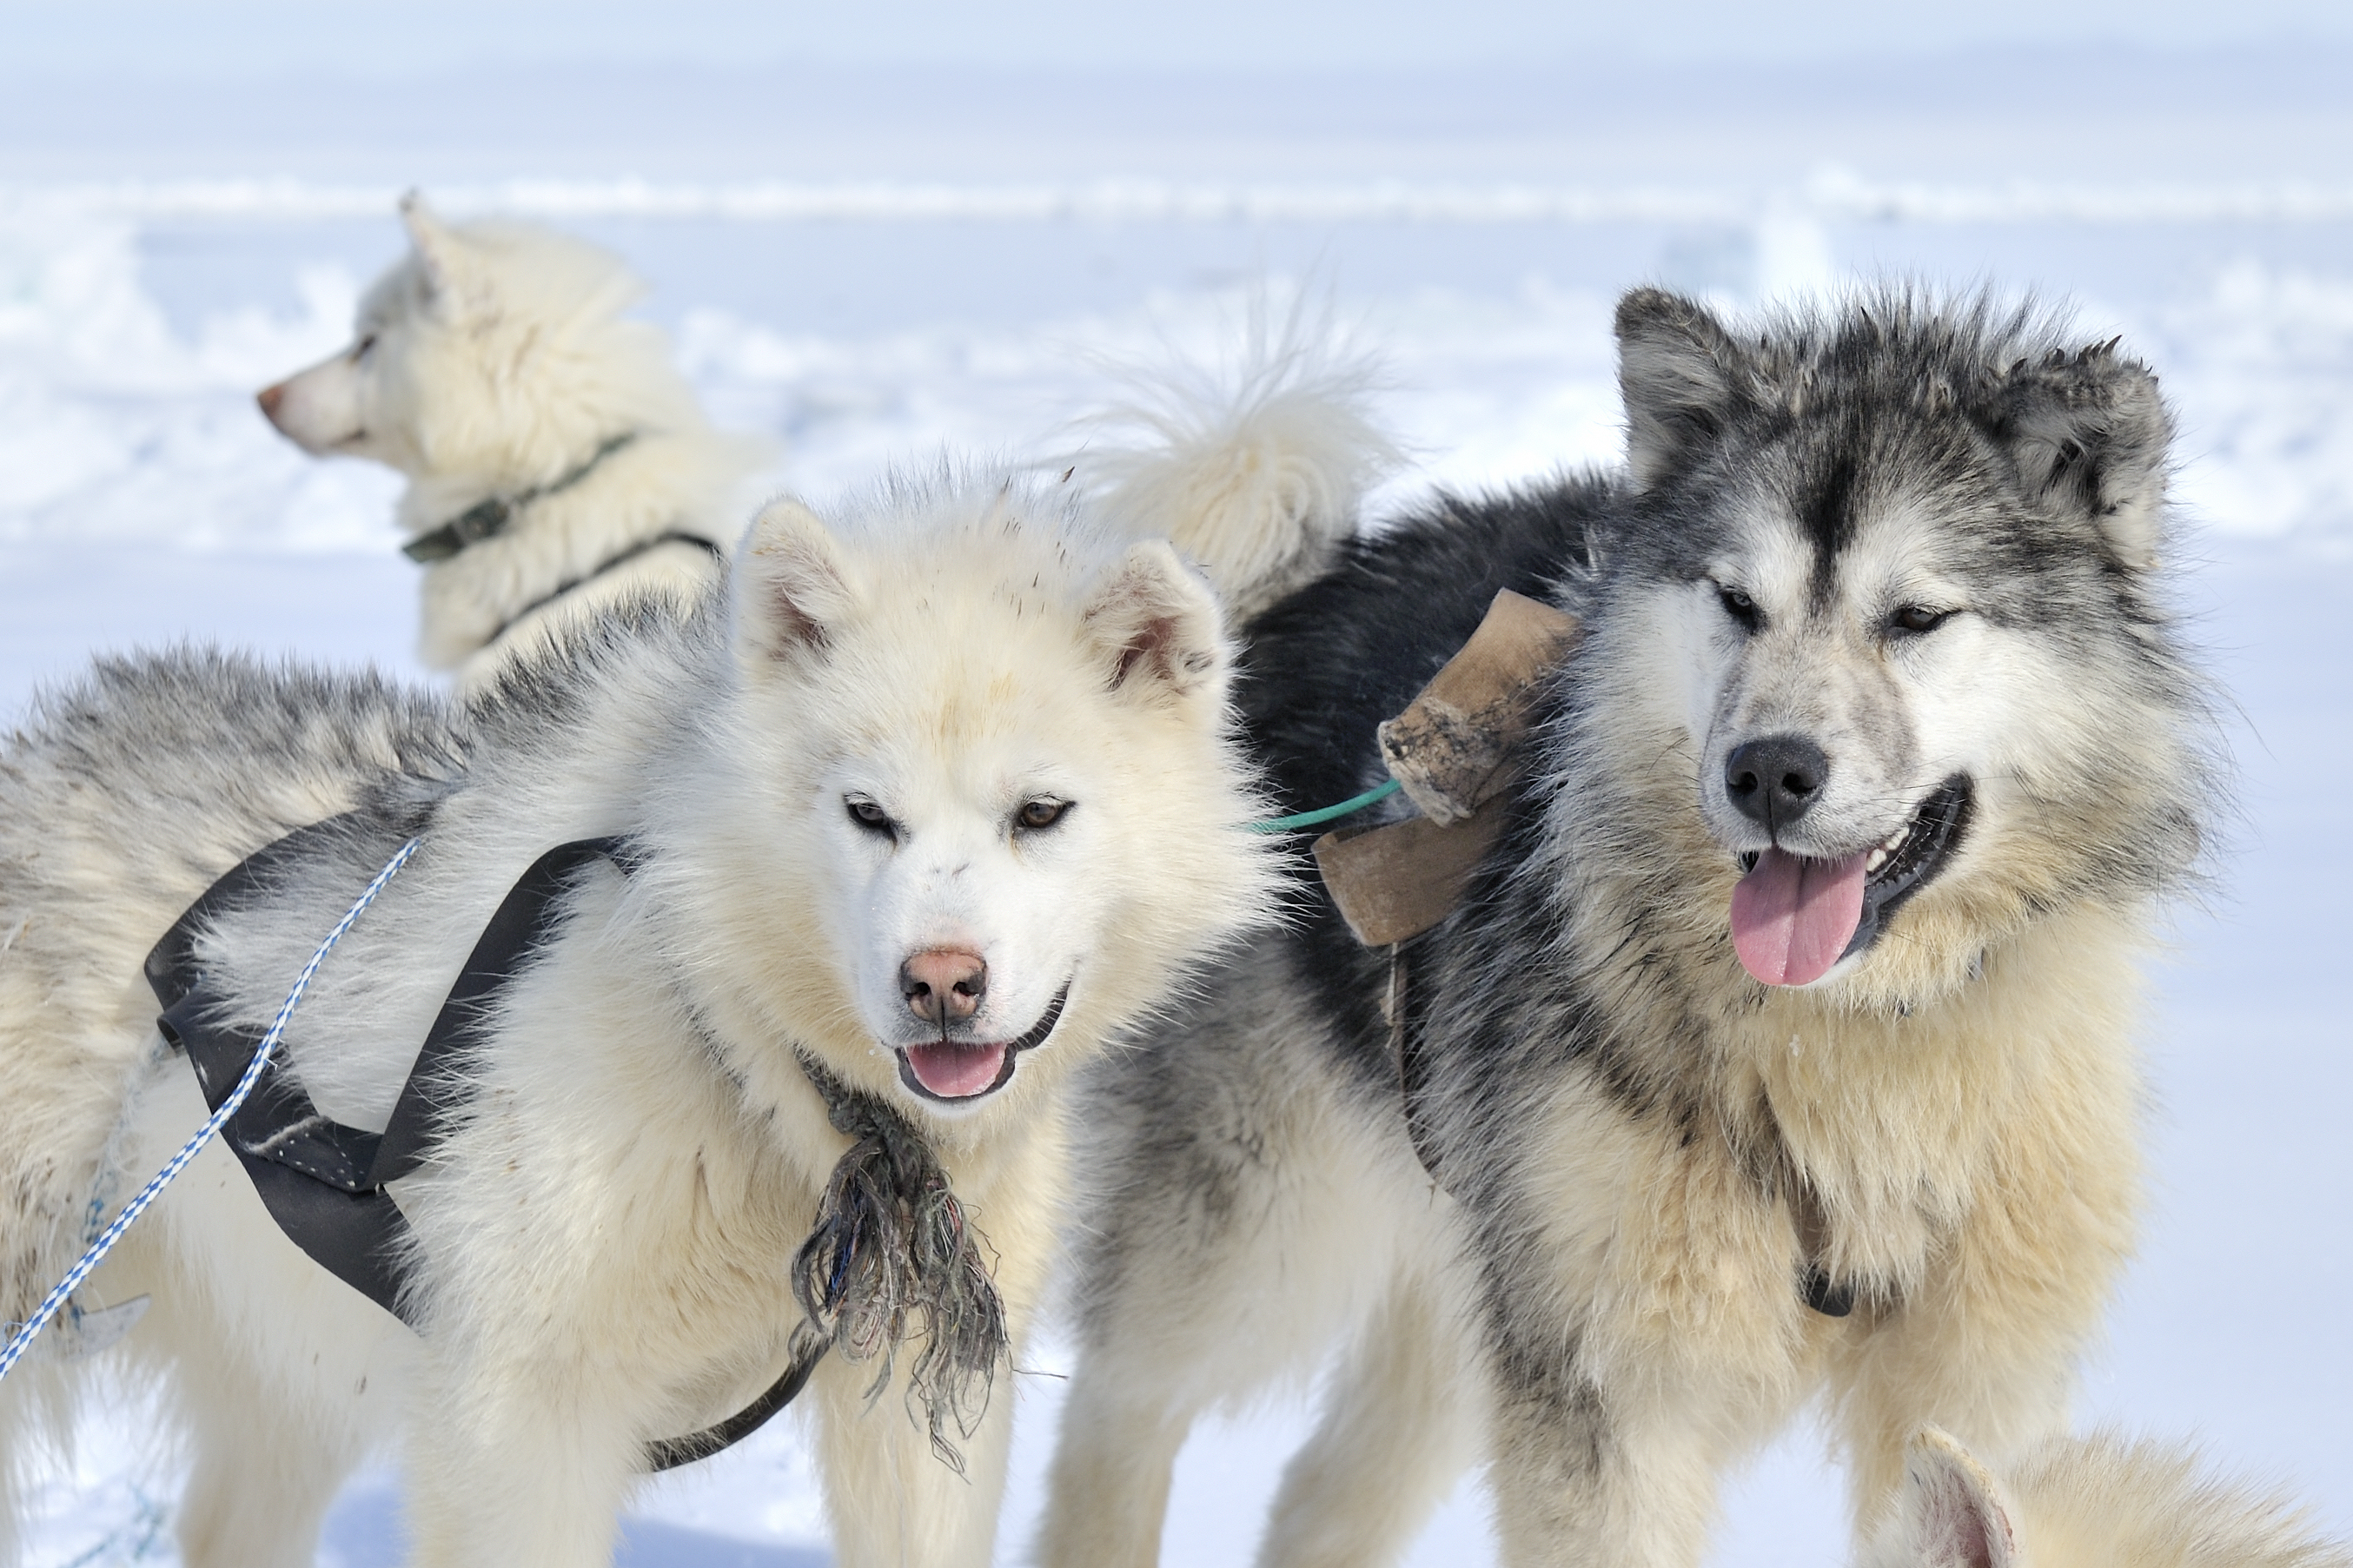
[
  {"left": 1038, "top": 289, "right": 2221, "bottom": 1568},
  {"left": 259, "top": 201, "right": 1393, "bottom": 691},
  {"left": 1871, "top": 1426, "right": 2350, "bottom": 1568},
  {"left": 0, "top": 460, "right": 1313, "bottom": 1567},
  {"left": 256, "top": 195, "right": 772, "bottom": 687}
]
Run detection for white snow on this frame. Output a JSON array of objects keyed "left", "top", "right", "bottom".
[{"left": 3, "top": 48, "right": 2350, "bottom": 1568}]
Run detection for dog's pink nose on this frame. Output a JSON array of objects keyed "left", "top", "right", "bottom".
[
  {"left": 901, "top": 949, "right": 987, "bottom": 1027},
  {"left": 255, "top": 383, "right": 287, "bottom": 424}
]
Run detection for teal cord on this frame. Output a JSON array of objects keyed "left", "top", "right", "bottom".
[{"left": 1248, "top": 777, "right": 1402, "bottom": 835}]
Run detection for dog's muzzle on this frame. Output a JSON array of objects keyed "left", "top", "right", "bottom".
[
  {"left": 1729, "top": 776, "right": 1974, "bottom": 986},
  {"left": 893, "top": 983, "right": 1070, "bottom": 1103}
]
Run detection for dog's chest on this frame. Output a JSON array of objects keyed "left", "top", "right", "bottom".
[{"left": 1739, "top": 1025, "right": 2004, "bottom": 1294}]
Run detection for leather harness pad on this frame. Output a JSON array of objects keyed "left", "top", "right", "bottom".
[
  {"left": 1314, "top": 590, "right": 1581, "bottom": 947},
  {"left": 147, "top": 824, "right": 623, "bottom": 1326},
  {"left": 1376, "top": 587, "right": 1582, "bottom": 826},
  {"left": 145, "top": 824, "right": 814, "bottom": 1469}
]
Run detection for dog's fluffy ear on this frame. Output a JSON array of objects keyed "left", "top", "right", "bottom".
[
  {"left": 1992, "top": 340, "right": 2172, "bottom": 574},
  {"left": 1081, "top": 540, "right": 1230, "bottom": 705},
  {"left": 735, "top": 497, "right": 861, "bottom": 672},
  {"left": 399, "top": 192, "right": 474, "bottom": 314},
  {"left": 1899, "top": 1427, "right": 2020, "bottom": 1568},
  {"left": 1617, "top": 286, "right": 1748, "bottom": 490}
]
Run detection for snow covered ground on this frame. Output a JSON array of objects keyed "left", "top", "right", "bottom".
[{"left": 3, "top": 47, "right": 2350, "bottom": 1568}]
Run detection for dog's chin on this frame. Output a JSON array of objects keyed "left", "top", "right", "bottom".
[
  {"left": 891, "top": 983, "right": 1070, "bottom": 1108},
  {"left": 270, "top": 423, "right": 368, "bottom": 459}
]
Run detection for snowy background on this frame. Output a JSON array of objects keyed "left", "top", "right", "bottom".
[{"left": 3, "top": 3, "right": 2350, "bottom": 1565}]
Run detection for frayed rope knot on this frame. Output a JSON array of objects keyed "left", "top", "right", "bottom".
[{"left": 788, "top": 1052, "right": 1007, "bottom": 1473}]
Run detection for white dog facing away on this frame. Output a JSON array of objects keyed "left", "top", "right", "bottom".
[
  {"left": 0, "top": 421, "right": 1380, "bottom": 1565},
  {"left": 256, "top": 195, "right": 772, "bottom": 687},
  {"left": 1872, "top": 1426, "right": 2350, "bottom": 1568},
  {"left": 259, "top": 198, "right": 1397, "bottom": 692}
]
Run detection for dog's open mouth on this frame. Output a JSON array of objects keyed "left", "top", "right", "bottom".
[
  {"left": 1728, "top": 777, "right": 1973, "bottom": 988},
  {"left": 894, "top": 984, "right": 1070, "bottom": 1103}
]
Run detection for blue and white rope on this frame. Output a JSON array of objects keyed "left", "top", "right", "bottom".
[{"left": 0, "top": 835, "right": 423, "bottom": 1385}]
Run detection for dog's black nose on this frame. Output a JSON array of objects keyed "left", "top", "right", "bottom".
[
  {"left": 902, "top": 949, "right": 987, "bottom": 1027},
  {"left": 1725, "top": 735, "right": 1830, "bottom": 831}
]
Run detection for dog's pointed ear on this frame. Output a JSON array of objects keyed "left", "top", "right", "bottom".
[
  {"left": 1992, "top": 340, "right": 2172, "bottom": 574},
  {"left": 399, "top": 191, "right": 469, "bottom": 309},
  {"left": 1899, "top": 1427, "right": 2019, "bottom": 1568},
  {"left": 735, "top": 497, "right": 861, "bottom": 674},
  {"left": 1617, "top": 287, "right": 1749, "bottom": 490},
  {"left": 1081, "top": 539, "right": 1231, "bottom": 706}
]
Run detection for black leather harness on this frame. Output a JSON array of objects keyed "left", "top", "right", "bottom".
[
  {"left": 401, "top": 434, "right": 640, "bottom": 564},
  {"left": 481, "top": 532, "right": 726, "bottom": 652},
  {"left": 146, "top": 820, "right": 821, "bottom": 1471}
]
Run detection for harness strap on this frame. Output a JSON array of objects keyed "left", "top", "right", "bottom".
[
  {"left": 645, "top": 1341, "right": 826, "bottom": 1472},
  {"left": 482, "top": 531, "right": 726, "bottom": 652},
  {"left": 402, "top": 433, "right": 640, "bottom": 564},
  {"left": 1384, "top": 943, "right": 1450, "bottom": 1194},
  {"left": 147, "top": 824, "right": 822, "bottom": 1470},
  {"left": 1789, "top": 1178, "right": 1858, "bottom": 1319},
  {"left": 147, "top": 817, "right": 416, "bottom": 1315}
]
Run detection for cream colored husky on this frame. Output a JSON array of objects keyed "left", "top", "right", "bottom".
[
  {"left": 257, "top": 195, "right": 771, "bottom": 687},
  {"left": 0, "top": 444, "right": 1325, "bottom": 1565}
]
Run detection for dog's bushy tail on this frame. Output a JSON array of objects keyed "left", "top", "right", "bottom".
[{"left": 1079, "top": 302, "right": 1401, "bottom": 623}]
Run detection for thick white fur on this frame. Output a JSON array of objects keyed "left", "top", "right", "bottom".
[
  {"left": 1870, "top": 1426, "right": 2351, "bottom": 1568},
  {"left": 1074, "top": 312, "right": 1398, "bottom": 621},
  {"left": 0, "top": 473, "right": 1283, "bottom": 1567},
  {"left": 258, "top": 195, "right": 772, "bottom": 686}
]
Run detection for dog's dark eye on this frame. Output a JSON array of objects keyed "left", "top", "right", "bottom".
[
  {"left": 353, "top": 334, "right": 378, "bottom": 361},
  {"left": 1015, "top": 798, "right": 1070, "bottom": 832},
  {"left": 845, "top": 797, "right": 895, "bottom": 836},
  {"left": 1889, "top": 605, "right": 1954, "bottom": 636},
  {"left": 1716, "top": 584, "right": 1762, "bottom": 632}
]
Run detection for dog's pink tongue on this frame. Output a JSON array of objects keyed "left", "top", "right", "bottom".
[
  {"left": 1730, "top": 849, "right": 1868, "bottom": 987},
  {"left": 905, "top": 1040, "right": 1008, "bottom": 1098}
]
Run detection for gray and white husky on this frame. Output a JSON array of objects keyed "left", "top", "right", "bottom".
[
  {"left": 0, "top": 453, "right": 1310, "bottom": 1565},
  {"left": 1038, "top": 288, "right": 2220, "bottom": 1568}
]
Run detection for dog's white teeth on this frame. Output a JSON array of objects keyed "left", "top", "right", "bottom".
[{"left": 1866, "top": 848, "right": 1890, "bottom": 873}]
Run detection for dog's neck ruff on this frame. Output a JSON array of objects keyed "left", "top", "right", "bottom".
[
  {"left": 403, "top": 432, "right": 640, "bottom": 564},
  {"left": 143, "top": 819, "right": 1004, "bottom": 1473}
]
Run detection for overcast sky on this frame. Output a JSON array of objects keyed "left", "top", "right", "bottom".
[{"left": 6, "top": 0, "right": 2353, "bottom": 76}]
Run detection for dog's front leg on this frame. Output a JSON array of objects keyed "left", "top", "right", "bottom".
[
  {"left": 1481, "top": 1327, "right": 1747, "bottom": 1568},
  {"left": 1826, "top": 1075, "right": 2140, "bottom": 1541},
  {"left": 401, "top": 1354, "right": 646, "bottom": 1568},
  {"left": 1473, "top": 1104, "right": 1813, "bottom": 1568},
  {"left": 807, "top": 1348, "right": 1015, "bottom": 1568},
  {"left": 1254, "top": 1267, "right": 1483, "bottom": 1568}
]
